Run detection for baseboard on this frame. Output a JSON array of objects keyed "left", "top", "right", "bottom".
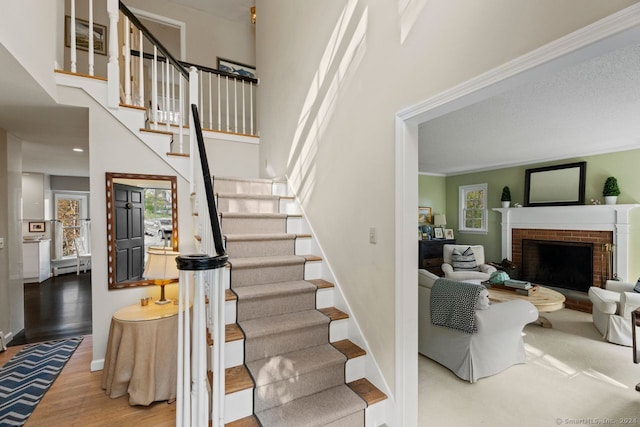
[{"left": 91, "top": 358, "right": 105, "bottom": 372}]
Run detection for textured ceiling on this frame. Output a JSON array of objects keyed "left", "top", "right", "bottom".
[{"left": 418, "top": 43, "right": 640, "bottom": 175}]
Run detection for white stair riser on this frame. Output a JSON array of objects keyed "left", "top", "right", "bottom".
[
  {"left": 216, "top": 179, "right": 272, "bottom": 195},
  {"left": 272, "top": 181, "right": 289, "bottom": 196},
  {"left": 218, "top": 197, "right": 279, "bottom": 214},
  {"left": 279, "top": 198, "right": 300, "bottom": 214},
  {"left": 209, "top": 339, "right": 244, "bottom": 369},
  {"left": 304, "top": 261, "right": 322, "bottom": 280},
  {"left": 316, "top": 287, "right": 334, "bottom": 309},
  {"left": 224, "top": 388, "right": 254, "bottom": 423},
  {"left": 226, "top": 299, "right": 236, "bottom": 324},
  {"left": 345, "top": 355, "right": 366, "bottom": 383},
  {"left": 365, "top": 400, "right": 389, "bottom": 427},
  {"left": 286, "top": 216, "right": 309, "bottom": 234},
  {"left": 295, "top": 236, "right": 312, "bottom": 254},
  {"left": 329, "top": 318, "right": 348, "bottom": 342}
]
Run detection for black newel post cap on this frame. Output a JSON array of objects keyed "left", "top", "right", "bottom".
[{"left": 176, "top": 254, "right": 228, "bottom": 271}]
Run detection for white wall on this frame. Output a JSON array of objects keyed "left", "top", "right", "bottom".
[
  {"left": 57, "top": 85, "right": 196, "bottom": 369},
  {"left": 0, "top": 129, "right": 25, "bottom": 341},
  {"left": 0, "top": 0, "right": 60, "bottom": 100},
  {"left": 255, "top": 0, "right": 637, "bottom": 424},
  {"left": 204, "top": 135, "right": 259, "bottom": 179}
]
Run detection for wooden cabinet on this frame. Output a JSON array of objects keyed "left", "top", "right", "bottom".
[{"left": 419, "top": 239, "right": 455, "bottom": 276}]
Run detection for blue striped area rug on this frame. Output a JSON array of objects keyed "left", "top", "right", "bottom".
[{"left": 0, "top": 336, "right": 83, "bottom": 426}]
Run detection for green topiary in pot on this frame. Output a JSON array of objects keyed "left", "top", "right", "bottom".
[
  {"left": 602, "top": 176, "right": 620, "bottom": 205},
  {"left": 501, "top": 186, "right": 511, "bottom": 208},
  {"left": 602, "top": 177, "right": 620, "bottom": 196}
]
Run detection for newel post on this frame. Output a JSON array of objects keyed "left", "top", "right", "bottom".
[{"left": 106, "top": 0, "right": 120, "bottom": 108}]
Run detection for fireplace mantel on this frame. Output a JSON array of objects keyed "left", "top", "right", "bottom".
[{"left": 493, "top": 204, "right": 639, "bottom": 281}]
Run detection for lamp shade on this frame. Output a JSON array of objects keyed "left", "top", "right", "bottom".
[
  {"left": 434, "top": 214, "right": 447, "bottom": 227},
  {"left": 143, "top": 248, "right": 180, "bottom": 281}
]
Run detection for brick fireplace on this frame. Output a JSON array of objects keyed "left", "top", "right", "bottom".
[
  {"left": 494, "top": 205, "right": 638, "bottom": 311},
  {"left": 511, "top": 228, "right": 612, "bottom": 289}
]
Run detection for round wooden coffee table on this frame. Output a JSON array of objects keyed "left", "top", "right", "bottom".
[{"left": 487, "top": 285, "right": 565, "bottom": 328}]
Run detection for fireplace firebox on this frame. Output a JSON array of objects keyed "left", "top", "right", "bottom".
[{"left": 521, "top": 239, "right": 593, "bottom": 292}]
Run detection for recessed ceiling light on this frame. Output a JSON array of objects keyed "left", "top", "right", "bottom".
[{"left": 72, "top": 148, "right": 84, "bottom": 152}]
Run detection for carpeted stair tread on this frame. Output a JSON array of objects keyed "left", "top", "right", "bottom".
[
  {"left": 233, "top": 280, "right": 317, "bottom": 301},
  {"left": 224, "top": 233, "right": 296, "bottom": 242},
  {"left": 240, "top": 309, "right": 329, "bottom": 339},
  {"left": 235, "top": 281, "right": 317, "bottom": 321},
  {"left": 217, "top": 193, "right": 280, "bottom": 200},
  {"left": 220, "top": 212, "right": 288, "bottom": 219},
  {"left": 228, "top": 255, "right": 306, "bottom": 270},
  {"left": 215, "top": 176, "right": 273, "bottom": 195},
  {"left": 247, "top": 344, "right": 346, "bottom": 388},
  {"left": 256, "top": 384, "right": 366, "bottom": 427}
]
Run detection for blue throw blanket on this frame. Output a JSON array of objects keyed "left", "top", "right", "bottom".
[{"left": 430, "top": 278, "right": 484, "bottom": 334}]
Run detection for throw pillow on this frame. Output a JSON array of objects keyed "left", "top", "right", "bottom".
[
  {"left": 634, "top": 278, "right": 640, "bottom": 293},
  {"left": 451, "top": 247, "right": 480, "bottom": 272}
]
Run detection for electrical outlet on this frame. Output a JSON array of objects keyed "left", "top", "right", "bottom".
[
  {"left": 369, "top": 227, "right": 377, "bottom": 244},
  {"left": 0, "top": 237, "right": 4, "bottom": 249}
]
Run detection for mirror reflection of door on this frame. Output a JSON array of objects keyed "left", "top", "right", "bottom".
[{"left": 114, "top": 183, "right": 145, "bottom": 282}]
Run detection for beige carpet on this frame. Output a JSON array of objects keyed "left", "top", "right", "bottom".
[{"left": 419, "top": 309, "right": 640, "bottom": 427}]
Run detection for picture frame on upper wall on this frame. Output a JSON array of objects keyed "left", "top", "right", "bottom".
[
  {"left": 217, "top": 57, "right": 257, "bottom": 79},
  {"left": 65, "top": 16, "right": 107, "bottom": 55},
  {"left": 444, "top": 229, "right": 454, "bottom": 240},
  {"left": 418, "top": 206, "right": 432, "bottom": 226},
  {"left": 28, "top": 222, "right": 45, "bottom": 232}
]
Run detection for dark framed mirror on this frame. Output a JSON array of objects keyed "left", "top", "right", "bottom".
[
  {"left": 106, "top": 172, "right": 178, "bottom": 289},
  {"left": 524, "top": 161, "right": 586, "bottom": 207}
]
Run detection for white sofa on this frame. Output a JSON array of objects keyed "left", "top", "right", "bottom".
[
  {"left": 441, "top": 244, "right": 497, "bottom": 281},
  {"left": 588, "top": 280, "right": 640, "bottom": 346},
  {"left": 418, "top": 269, "right": 538, "bottom": 382}
]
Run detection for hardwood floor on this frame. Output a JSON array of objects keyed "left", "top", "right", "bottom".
[
  {"left": 0, "top": 336, "right": 175, "bottom": 426},
  {"left": 11, "top": 272, "right": 93, "bottom": 346}
]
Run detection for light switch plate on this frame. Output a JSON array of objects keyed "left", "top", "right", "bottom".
[{"left": 0, "top": 237, "right": 4, "bottom": 249}]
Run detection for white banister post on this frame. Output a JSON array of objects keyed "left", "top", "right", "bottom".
[
  {"left": 88, "top": 0, "right": 95, "bottom": 76},
  {"left": 189, "top": 67, "right": 199, "bottom": 194},
  {"left": 106, "top": 0, "right": 119, "bottom": 108},
  {"left": 70, "top": 0, "right": 77, "bottom": 73}
]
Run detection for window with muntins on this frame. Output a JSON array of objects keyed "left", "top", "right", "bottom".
[{"left": 459, "top": 184, "right": 488, "bottom": 234}]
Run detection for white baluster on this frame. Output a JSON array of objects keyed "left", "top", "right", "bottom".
[
  {"left": 217, "top": 74, "right": 221, "bottom": 131},
  {"left": 189, "top": 67, "right": 199, "bottom": 193},
  {"left": 242, "top": 81, "right": 246, "bottom": 135},
  {"left": 208, "top": 72, "right": 212, "bottom": 130},
  {"left": 165, "top": 59, "right": 170, "bottom": 130},
  {"left": 250, "top": 81, "right": 254, "bottom": 136},
  {"left": 123, "top": 16, "right": 131, "bottom": 104},
  {"left": 88, "top": 0, "right": 94, "bottom": 76},
  {"left": 70, "top": 1, "right": 77, "bottom": 73},
  {"left": 171, "top": 67, "right": 176, "bottom": 124},
  {"left": 137, "top": 29, "right": 144, "bottom": 107},
  {"left": 214, "top": 267, "right": 225, "bottom": 427},
  {"left": 225, "top": 76, "right": 230, "bottom": 132},
  {"left": 152, "top": 47, "right": 158, "bottom": 129},
  {"left": 178, "top": 75, "right": 184, "bottom": 153},
  {"left": 234, "top": 78, "right": 238, "bottom": 133},
  {"left": 199, "top": 70, "right": 203, "bottom": 126}
]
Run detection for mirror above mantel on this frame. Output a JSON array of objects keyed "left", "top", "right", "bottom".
[{"left": 105, "top": 172, "right": 178, "bottom": 289}]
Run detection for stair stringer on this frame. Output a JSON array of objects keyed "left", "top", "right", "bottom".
[
  {"left": 280, "top": 177, "right": 392, "bottom": 427},
  {"left": 216, "top": 177, "right": 391, "bottom": 426},
  {"left": 54, "top": 71, "right": 190, "bottom": 180}
]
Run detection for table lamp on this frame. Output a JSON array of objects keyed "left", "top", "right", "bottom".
[
  {"left": 143, "top": 247, "right": 180, "bottom": 305},
  {"left": 434, "top": 214, "right": 447, "bottom": 237}
]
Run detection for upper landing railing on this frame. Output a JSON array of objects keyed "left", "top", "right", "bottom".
[{"left": 66, "top": 0, "right": 259, "bottom": 141}]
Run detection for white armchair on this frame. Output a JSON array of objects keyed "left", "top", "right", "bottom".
[
  {"left": 418, "top": 269, "right": 538, "bottom": 382},
  {"left": 441, "top": 244, "right": 497, "bottom": 281},
  {"left": 589, "top": 280, "right": 640, "bottom": 346}
]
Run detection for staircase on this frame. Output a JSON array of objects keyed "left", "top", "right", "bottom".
[{"left": 213, "top": 176, "right": 387, "bottom": 426}]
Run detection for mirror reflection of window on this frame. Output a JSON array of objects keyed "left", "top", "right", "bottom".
[
  {"left": 106, "top": 173, "right": 178, "bottom": 289},
  {"left": 54, "top": 192, "right": 89, "bottom": 257}
]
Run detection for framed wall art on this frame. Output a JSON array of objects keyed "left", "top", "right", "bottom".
[
  {"left": 29, "top": 221, "right": 46, "bottom": 232},
  {"left": 217, "top": 57, "right": 256, "bottom": 79},
  {"left": 65, "top": 16, "right": 107, "bottom": 55}
]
